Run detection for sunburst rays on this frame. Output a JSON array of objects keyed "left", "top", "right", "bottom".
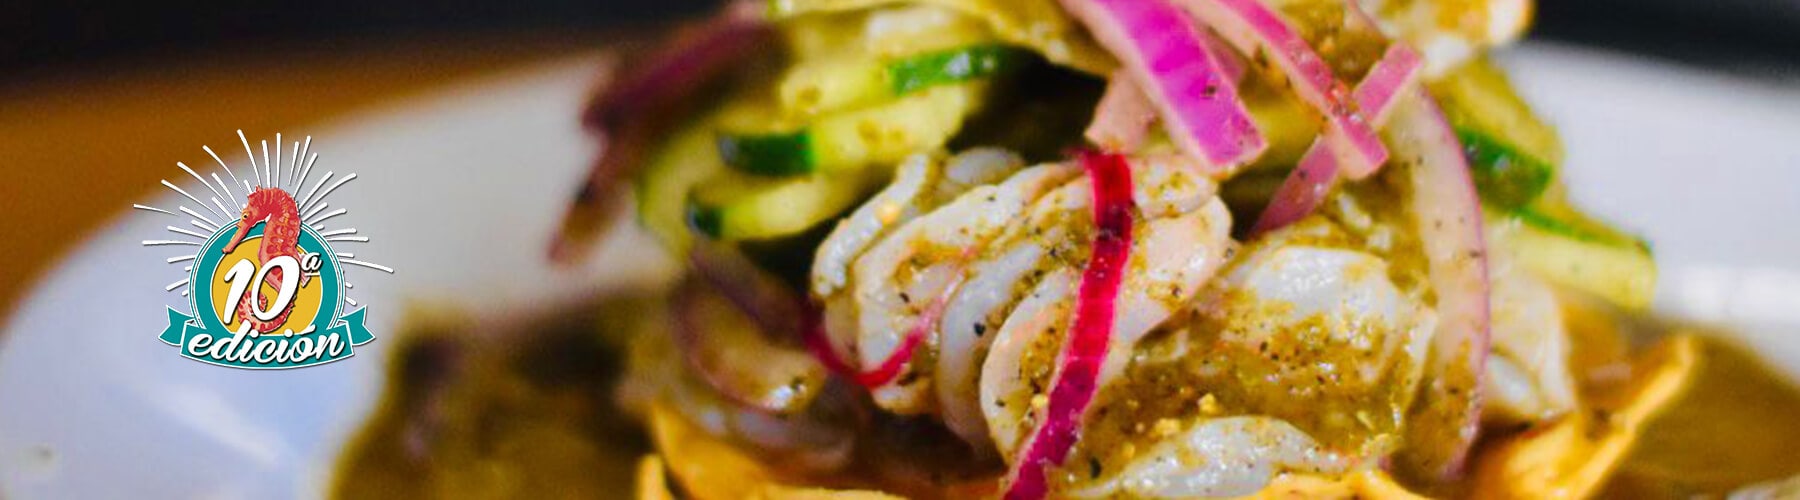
[{"left": 139, "top": 130, "right": 392, "bottom": 308}]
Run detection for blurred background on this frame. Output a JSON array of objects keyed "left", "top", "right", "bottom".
[
  {"left": 4, "top": 1, "right": 1796, "bottom": 76},
  {"left": 2, "top": 0, "right": 1798, "bottom": 316}
]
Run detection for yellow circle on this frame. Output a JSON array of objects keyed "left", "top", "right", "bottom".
[{"left": 210, "top": 236, "right": 326, "bottom": 334}]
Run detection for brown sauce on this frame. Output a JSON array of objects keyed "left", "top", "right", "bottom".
[
  {"left": 330, "top": 299, "right": 654, "bottom": 499},
  {"left": 331, "top": 296, "right": 1800, "bottom": 498},
  {"left": 1598, "top": 336, "right": 1800, "bottom": 497}
]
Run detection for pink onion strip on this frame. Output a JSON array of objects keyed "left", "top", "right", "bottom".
[
  {"left": 805, "top": 264, "right": 971, "bottom": 389},
  {"left": 800, "top": 299, "right": 934, "bottom": 388},
  {"left": 1059, "top": 0, "right": 1265, "bottom": 172},
  {"left": 1084, "top": 72, "right": 1158, "bottom": 151},
  {"left": 1249, "top": 44, "right": 1422, "bottom": 235},
  {"left": 801, "top": 304, "right": 859, "bottom": 377},
  {"left": 1175, "top": 0, "right": 1387, "bottom": 176},
  {"left": 1390, "top": 87, "right": 1490, "bottom": 479},
  {"left": 1200, "top": 32, "right": 1247, "bottom": 82},
  {"left": 1004, "top": 151, "right": 1136, "bottom": 500}
]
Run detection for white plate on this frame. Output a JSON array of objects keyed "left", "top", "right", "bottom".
[
  {"left": 1496, "top": 44, "right": 1800, "bottom": 366},
  {"left": 2, "top": 42, "right": 1797, "bottom": 498}
]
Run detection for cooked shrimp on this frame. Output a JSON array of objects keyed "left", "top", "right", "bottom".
[
  {"left": 973, "top": 157, "right": 1233, "bottom": 455},
  {"left": 1211, "top": 230, "right": 1435, "bottom": 393},
  {"left": 1177, "top": 217, "right": 1435, "bottom": 455},
  {"left": 1066, "top": 417, "right": 1354, "bottom": 498},
  {"left": 1016, "top": 216, "right": 1436, "bottom": 497},
  {"left": 1482, "top": 245, "right": 1576, "bottom": 423},
  {"left": 978, "top": 269, "right": 1080, "bottom": 458},
  {"left": 833, "top": 162, "right": 1080, "bottom": 412},
  {"left": 812, "top": 149, "right": 1022, "bottom": 297}
]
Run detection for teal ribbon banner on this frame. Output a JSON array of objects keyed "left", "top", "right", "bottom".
[
  {"left": 160, "top": 307, "right": 374, "bottom": 369},
  {"left": 158, "top": 222, "right": 375, "bottom": 369}
]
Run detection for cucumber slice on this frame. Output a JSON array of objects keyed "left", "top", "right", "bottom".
[
  {"left": 687, "top": 168, "right": 876, "bottom": 241},
  {"left": 635, "top": 126, "right": 727, "bottom": 254},
  {"left": 777, "top": 44, "right": 1028, "bottom": 117},
  {"left": 1458, "top": 128, "right": 1554, "bottom": 210},
  {"left": 888, "top": 45, "right": 1032, "bottom": 94},
  {"left": 778, "top": 55, "right": 890, "bottom": 117},
  {"left": 720, "top": 83, "right": 983, "bottom": 176},
  {"left": 1489, "top": 204, "right": 1657, "bottom": 310},
  {"left": 1431, "top": 58, "right": 1563, "bottom": 164},
  {"left": 1431, "top": 58, "right": 1563, "bottom": 208},
  {"left": 717, "top": 130, "right": 815, "bottom": 177}
]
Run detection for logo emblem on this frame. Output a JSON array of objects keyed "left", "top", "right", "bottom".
[{"left": 138, "top": 131, "right": 391, "bottom": 369}]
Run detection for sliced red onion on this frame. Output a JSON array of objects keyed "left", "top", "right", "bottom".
[
  {"left": 1084, "top": 73, "right": 1158, "bottom": 151},
  {"left": 1173, "top": 0, "right": 1387, "bottom": 177},
  {"left": 1004, "top": 151, "right": 1136, "bottom": 500},
  {"left": 1248, "top": 133, "right": 1339, "bottom": 235},
  {"left": 801, "top": 302, "right": 928, "bottom": 388},
  {"left": 801, "top": 303, "right": 859, "bottom": 378},
  {"left": 1249, "top": 44, "right": 1422, "bottom": 235},
  {"left": 1200, "top": 31, "right": 1247, "bottom": 83},
  {"left": 1060, "top": 0, "right": 1265, "bottom": 172},
  {"left": 1348, "top": 45, "right": 1424, "bottom": 130},
  {"left": 1388, "top": 88, "right": 1490, "bottom": 480},
  {"left": 688, "top": 240, "right": 805, "bottom": 334},
  {"left": 804, "top": 259, "right": 970, "bottom": 389},
  {"left": 550, "top": 4, "right": 773, "bottom": 263},
  {"left": 581, "top": 0, "right": 767, "bottom": 132}
]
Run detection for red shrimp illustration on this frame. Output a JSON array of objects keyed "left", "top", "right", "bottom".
[{"left": 221, "top": 187, "right": 307, "bottom": 333}]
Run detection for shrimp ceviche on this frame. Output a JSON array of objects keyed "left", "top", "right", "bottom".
[{"left": 334, "top": 0, "right": 1800, "bottom": 498}]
